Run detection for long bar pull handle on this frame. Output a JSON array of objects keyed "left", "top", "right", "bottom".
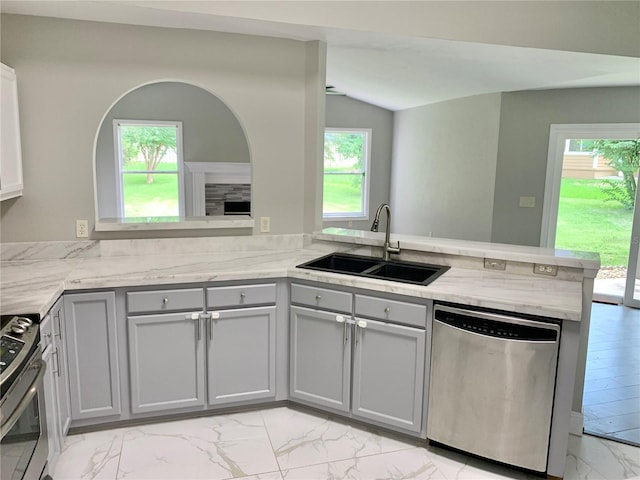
[
  {"left": 336, "top": 315, "right": 347, "bottom": 344},
  {"left": 52, "top": 350, "right": 59, "bottom": 375},
  {"left": 209, "top": 312, "right": 220, "bottom": 340},
  {"left": 54, "top": 311, "right": 62, "bottom": 339},
  {"left": 355, "top": 320, "right": 367, "bottom": 345},
  {"left": 187, "top": 313, "right": 200, "bottom": 341}
]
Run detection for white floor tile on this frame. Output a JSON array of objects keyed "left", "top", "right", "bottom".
[
  {"left": 261, "top": 407, "right": 415, "bottom": 470},
  {"left": 52, "top": 408, "right": 640, "bottom": 480},
  {"left": 282, "top": 448, "right": 445, "bottom": 480},
  {"left": 54, "top": 428, "right": 125, "bottom": 480}
]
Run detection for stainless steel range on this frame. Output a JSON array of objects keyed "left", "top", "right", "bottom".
[{"left": 1, "top": 314, "right": 49, "bottom": 480}]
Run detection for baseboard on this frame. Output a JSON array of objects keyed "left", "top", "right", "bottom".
[{"left": 569, "top": 411, "right": 584, "bottom": 436}]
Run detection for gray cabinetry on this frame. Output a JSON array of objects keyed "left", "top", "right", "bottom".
[
  {"left": 351, "top": 318, "right": 425, "bottom": 432},
  {"left": 289, "top": 282, "right": 428, "bottom": 434},
  {"left": 206, "top": 306, "right": 276, "bottom": 405},
  {"left": 63, "top": 292, "right": 121, "bottom": 420},
  {"left": 206, "top": 284, "right": 277, "bottom": 406},
  {"left": 51, "top": 298, "right": 71, "bottom": 437},
  {"left": 40, "top": 314, "right": 61, "bottom": 473},
  {"left": 289, "top": 305, "right": 351, "bottom": 412},
  {"left": 128, "top": 312, "right": 205, "bottom": 413}
]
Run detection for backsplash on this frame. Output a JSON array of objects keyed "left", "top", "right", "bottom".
[{"left": 205, "top": 183, "right": 251, "bottom": 216}]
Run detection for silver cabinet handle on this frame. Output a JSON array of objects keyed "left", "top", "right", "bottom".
[
  {"left": 240, "top": 292, "right": 246, "bottom": 300},
  {"left": 209, "top": 312, "right": 220, "bottom": 340},
  {"left": 384, "top": 307, "right": 390, "bottom": 314},
  {"left": 162, "top": 297, "right": 169, "bottom": 304},
  {"left": 336, "top": 315, "right": 348, "bottom": 344},
  {"left": 355, "top": 320, "right": 367, "bottom": 345},
  {"left": 53, "top": 348, "right": 63, "bottom": 377},
  {"left": 315, "top": 295, "right": 321, "bottom": 303},
  {"left": 54, "top": 311, "right": 62, "bottom": 339}
]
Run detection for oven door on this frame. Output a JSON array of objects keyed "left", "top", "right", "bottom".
[{"left": 1, "top": 350, "right": 48, "bottom": 480}]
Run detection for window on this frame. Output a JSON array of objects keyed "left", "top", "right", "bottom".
[
  {"left": 323, "top": 128, "right": 371, "bottom": 219},
  {"left": 114, "top": 120, "right": 184, "bottom": 218},
  {"left": 565, "top": 139, "right": 596, "bottom": 153}
]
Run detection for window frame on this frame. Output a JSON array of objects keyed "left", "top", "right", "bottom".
[
  {"left": 322, "top": 127, "right": 371, "bottom": 220},
  {"left": 113, "top": 119, "right": 185, "bottom": 218}
]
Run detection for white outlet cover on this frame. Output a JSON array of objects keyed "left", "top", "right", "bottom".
[{"left": 519, "top": 196, "right": 536, "bottom": 208}]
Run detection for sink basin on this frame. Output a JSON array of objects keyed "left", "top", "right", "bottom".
[
  {"left": 366, "top": 262, "right": 447, "bottom": 284},
  {"left": 297, "top": 253, "right": 449, "bottom": 286},
  {"left": 297, "top": 253, "right": 382, "bottom": 274}
]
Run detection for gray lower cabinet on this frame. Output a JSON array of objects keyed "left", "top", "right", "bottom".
[
  {"left": 207, "top": 306, "right": 276, "bottom": 405},
  {"left": 63, "top": 291, "right": 121, "bottom": 420},
  {"left": 41, "top": 314, "right": 62, "bottom": 474},
  {"left": 128, "top": 312, "right": 205, "bottom": 413},
  {"left": 289, "top": 305, "right": 351, "bottom": 413},
  {"left": 51, "top": 297, "right": 71, "bottom": 437},
  {"left": 289, "top": 283, "right": 428, "bottom": 434},
  {"left": 351, "top": 318, "right": 425, "bottom": 432}
]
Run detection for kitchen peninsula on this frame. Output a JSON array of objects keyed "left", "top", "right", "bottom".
[{"left": 0, "top": 229, "right": 600, "bottom": 479}]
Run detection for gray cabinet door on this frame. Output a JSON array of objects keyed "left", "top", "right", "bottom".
[
  {"left": 64, "top": 292, "right": 121, "bottom": 420},
  {"left": 207, "top": 306, "right": 276, "bottom": 405},
  {"left": 51, "top": 298, "right": 71, "bottom": 437},
  {"left": 289, "top": 306, "right": 351, "bottom": 413},
  {"left": 351, "top": 318, "right": 425, "bottom": 433},
  {"left": 41, "top": 318, "right": 61, "bottom": 472},
  {"left": 128, "top": 312, "right": 205, "bottom": 413}
]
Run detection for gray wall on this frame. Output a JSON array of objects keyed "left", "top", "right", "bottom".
[
  {"left": 492, "top": 86, "right": 640, "bottom": 246},
  {"left": 391, "top": 94, "right": 502, "bottom": 241},
  {"left": 324, "top": 95, "right": 393, "bottom": 231},
  {"left": 0, "top": 14, "right": 323, "bottom": 241},
  {"left": 95, "top": 81, "right": 250, "bottom": 218}
]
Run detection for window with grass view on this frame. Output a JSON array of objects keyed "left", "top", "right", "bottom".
[
  {"left": 323, "top": 128, "right": 370, "bottom": 219},
  {"left": 115, "top": 121, "right": 183, "bottom": 218}
]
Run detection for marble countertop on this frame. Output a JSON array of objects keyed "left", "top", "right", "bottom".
[{"left": 1, "top": 244, "right": 584, "bottom": 322}]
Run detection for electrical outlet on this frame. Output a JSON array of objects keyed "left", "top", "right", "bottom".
[
  {"left": 534, "top": 263, "right": 558, "bottom": 276},
  {"left": 260, "top": 216, "right": 270, "bottom": 233},
  {"left": 76, "top": 220, "right": 89, "bottom": 238},
  {"left": 519, "top": 196, "right": 536, "bottom": 208},
  {"left": 484, "top": 258, "right": 506, "bottom": 271}
]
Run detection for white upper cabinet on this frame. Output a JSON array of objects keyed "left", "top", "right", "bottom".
[{"left": 1, "top": 63, "right": 24, "bottom": 201}]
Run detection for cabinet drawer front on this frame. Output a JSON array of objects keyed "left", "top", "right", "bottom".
[
  {"left": 290, "top": 283, "right": 352, "bottom": 314},
  {"left": 207, "top": 284, "right": 276, "bottom": 309},
  {"left": 127, "top": 288, "right": 203, "bottom": 314},
  {"left": 355, "top": 294, "right": 426, "bottom": 328}
]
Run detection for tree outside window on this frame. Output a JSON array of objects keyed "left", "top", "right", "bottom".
[
  {"left": 115, "top": 120, "right": 183, "bottom": 218},
  {"left": 323, "top": 128, "right": 370, "bottom": 219}
]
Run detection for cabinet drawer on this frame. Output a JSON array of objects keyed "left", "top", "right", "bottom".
[
  {"left": 207, "top": 284, "right": 276, "bottom": 309},
  {"left": 127, "top": 288, "right": 203, "bottom": 314},
  {"left": 290, "top": 283, "right": 352, "bottom": 314},
  {"left": 355, "top": 294, "right": 426, "bottom": 328}
]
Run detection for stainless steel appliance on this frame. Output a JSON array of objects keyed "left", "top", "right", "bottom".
[
  {"left": 223, "top": 200, "right": 250, "bottom": 215},
  {"left": 1, "top": 314, "right": 49, "bottom": 480},
  {"left": 427, "top": 304, "right": 560, "bottom": 473}
]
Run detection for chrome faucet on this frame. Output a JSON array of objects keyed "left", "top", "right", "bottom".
[{"left": 370, "top": 203, "right": 400, "bottom": 261}]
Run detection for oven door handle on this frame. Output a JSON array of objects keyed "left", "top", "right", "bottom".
[{"left": 0, "top": 359, "right": 46, "bottom": 438}]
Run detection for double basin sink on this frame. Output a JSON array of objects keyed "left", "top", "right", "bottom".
[{"left": 297, "top": 252, "right": 449, "bottom": 286}]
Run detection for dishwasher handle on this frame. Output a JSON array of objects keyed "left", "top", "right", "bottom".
[{"left": 434, "top": 305, "right": 559, "bottom": 342}]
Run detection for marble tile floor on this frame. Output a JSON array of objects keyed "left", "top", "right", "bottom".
[
  {"left": 53, "top": 406, "right": 640, "bottom": 480},
  {"left": 584, "top": 303, "right": 640, "bottom": 446}
]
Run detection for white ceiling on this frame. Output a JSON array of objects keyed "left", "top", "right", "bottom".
[{"left": 2, "top": 0, "right": 639, "bottom": 111}]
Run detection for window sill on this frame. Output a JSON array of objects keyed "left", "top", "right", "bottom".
[{"left": 95, "top": 216, "right": 254, "bottom": 232}]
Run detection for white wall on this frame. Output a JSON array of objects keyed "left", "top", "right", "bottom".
[
  {"left": 391, "top": 93, "right": 501, "bottom": 241},
  {"left": 324, "top": 95, "right": 393, "bottom": 231},
  {"left": 0, "top": 14, "right": 323, "bottom": 241}
]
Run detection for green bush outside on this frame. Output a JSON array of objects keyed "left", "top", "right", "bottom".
[{"left": 556, "top": 178, "right": 632, "bottom": 267}]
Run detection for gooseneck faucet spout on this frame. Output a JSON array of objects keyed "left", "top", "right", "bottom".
[{"left": 370, "top": 203, "right": 400, "bottom": 261}]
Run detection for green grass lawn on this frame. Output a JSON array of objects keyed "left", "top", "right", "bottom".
[
  {"left": 323, "top": 174, "right": 363, "bottom": 214},
  {"left": 122, "top": 173, "right": 179, "bottom": 217},
  {"left": 556, "top": 178, "right": 632, "bottom": 266}
]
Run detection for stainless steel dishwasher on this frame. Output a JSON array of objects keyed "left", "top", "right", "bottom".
[{"left": 427, "top": 304, "right": 560, "bottom": 473}]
